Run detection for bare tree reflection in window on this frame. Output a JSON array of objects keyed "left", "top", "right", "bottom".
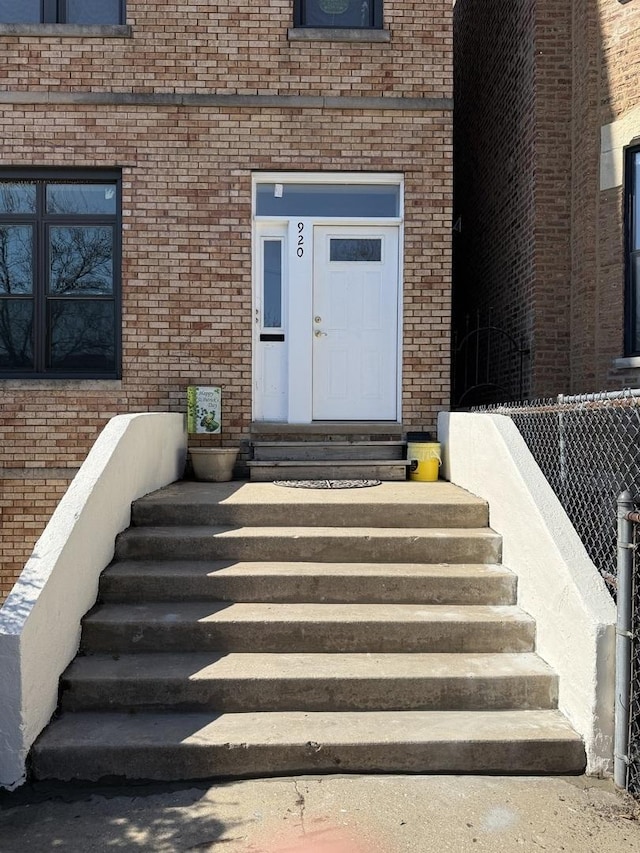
[
  {"left": 0, "top": 225, "right": 33, "bottom": 368},
  {"left": 48, "top": 225, "right": 114, "bottom": 369},
  {"left": 0, "top": 301, "right": 33, "bottom": 368},
  {"left": 0, "top": 183, "right": 36, "bottom": 215},
  {"left": 49, "top": 226, "right": 113, "bottom": 295},
  {"left": 48, "top": 301, "right": 114, "bottom": 369}
]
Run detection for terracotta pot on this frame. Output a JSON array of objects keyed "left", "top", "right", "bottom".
[{"left": 189, "top": 448, "right": 239, "bottom": 482}]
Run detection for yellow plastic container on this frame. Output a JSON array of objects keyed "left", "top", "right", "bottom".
[{"left": 407, "top": 440, "right": 441, "bottom": 482}]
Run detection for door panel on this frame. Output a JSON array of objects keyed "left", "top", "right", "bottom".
[{"left": 312, "top": 226, "right": 398, "bottom": 420}]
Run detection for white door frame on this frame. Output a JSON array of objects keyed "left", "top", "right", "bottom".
[{"left": 252, "top": 172, "right": 404, "bottom": 424}]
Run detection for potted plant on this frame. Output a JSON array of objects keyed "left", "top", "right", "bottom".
[{"left": 187, "top": 385, "right": 239, "bottom": 482}]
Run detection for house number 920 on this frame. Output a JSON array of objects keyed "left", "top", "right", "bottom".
[{"left": 297, "top": 222, "right": 304, "bottom": 257}]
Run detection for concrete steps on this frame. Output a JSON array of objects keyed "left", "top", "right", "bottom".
[
  {"left": 61, "top": 652, "right": 558, "bottom": 712},
  {"left": 99, "top": 561, "right": 517, "bottom": 603},
  {"left": 31, "top": 480, "right": 586, "bottom": 782},
  {"left": 80, "top": 601, "right": 536, "bottom": 654},
  {"left": 130, "top": 480, "right": 489, "bottom": 528},
  {"left": 33, "top": 710, "right": 585, "bottom": 781},
  {"left": 114, "top": 525, "right": 503, "bottom": 564}
]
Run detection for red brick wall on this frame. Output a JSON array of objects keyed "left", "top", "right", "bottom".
[
  {"left": 453, "top": 0, "right": 538, "bottom": 402},
  {"left": 569, "top": 0, "right": 601, "bottom": 392},
  {"left": 0, "top": 2, "right": 453, "bottom": 602},
  {"left": 597, "top": 1, "right": 640, "bottom": 389},
  {"left": 531, "top": 0, "right": 572, "bottom": 396},
  {"left": 455, "top": 0, "right": 640, "bottom": 398}
]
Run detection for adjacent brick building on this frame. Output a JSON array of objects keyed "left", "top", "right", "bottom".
[
  {"left": 453, "top": 0, "right": 640, "bottom": 404},
  {"left": 0, "top": 2, "right": 453, "bottom": 600}
]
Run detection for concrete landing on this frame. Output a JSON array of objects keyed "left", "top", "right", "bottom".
[{"left": 132, "top": 480, "right": 489, "bottom": 528}]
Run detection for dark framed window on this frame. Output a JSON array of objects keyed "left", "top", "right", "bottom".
[
  {"left": 0, "top": 0, "right": 125, "bottom": 25},
  {"left": 625, "top": 147, "right": 640, "bottom": 356},
  {"left": 294, "top": 0, "right": 383, "bottom": 29},
  {"left": 0, "top": 170, "right": 121, "bottom": 379}
]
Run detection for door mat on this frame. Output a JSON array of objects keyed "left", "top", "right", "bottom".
[{"left": 273, "top": 479, "right": 382, "bottom": 489}]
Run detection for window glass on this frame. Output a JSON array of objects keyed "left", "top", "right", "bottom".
[
  {"left": 49, "top": 226, "right": 114, "bottom": 295},
  {"left": 47, "top": 184, "right": 117, "bottom": 215},
  {"left": 0, "top": 173, "right": 119, "bottom": 377},
  {"left": 0, "top": 184, "right": 36, "bottom": 213},
  {"left": 0, "top": 0, "right": 40, "bottom": 23},
  {"left": 330, "top": 238, "right": 382, "bottom": 262},
  {"left": 0, "top": 226, "right": 33, "bottom": 294},
  {"left": 66, "top": 0, "right": 122, "bottom": 25},
  {"left": 632, "top": 254, "right": 640, "bottom": 354},
  {"left": 0, "top": 300, "right": 33, "bottom": 368},
  {"left": 634, "top": 152, "right": 640, "bottom": 252},
  {"left": 301, "top": 0, "right": 374, "bottom": 28},
  {"left": 48, "top": 300, "right": 115, "bottom": 370},
  {"left": 256, "top": 184, "right": 399, "bottom": 217},
  {"left": 263, "top": 240, "right": 282, "bottom": 328}
]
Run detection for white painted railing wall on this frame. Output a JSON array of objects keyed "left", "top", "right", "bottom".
[
  {"left": 0, "top": 413, "right": 187, "bottom": 790},
  {"left": 438, "top": 411, "right": 617, "bottom": 775}
]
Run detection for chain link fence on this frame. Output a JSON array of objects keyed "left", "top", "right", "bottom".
[
  {"left": 473, "top": 388, "right": 640, "bottom": 594},
  {"left": 473, "top": 389, "right": 640, "bottom": 794}
]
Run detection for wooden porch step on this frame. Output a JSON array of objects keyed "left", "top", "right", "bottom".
[
  {"left": 251, "top": 440, "right": 406, "bottom": 462},
  {"left": 248, "top": 459, "right": 411, "bottom": 481}
]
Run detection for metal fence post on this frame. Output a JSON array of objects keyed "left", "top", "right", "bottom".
[{"left": 616, "top": 490, "right": 634, "bottom": 788}]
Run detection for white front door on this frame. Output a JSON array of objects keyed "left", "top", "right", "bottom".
[{"left": 312, "top": 226, "right": 399, "bottom": 420}]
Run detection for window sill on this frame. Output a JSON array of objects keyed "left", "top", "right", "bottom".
[
  {"left": 613, "top": 356, "right": 640, "bottom": 369},
  {"left": 288, "top": 27, "right": 391, "bottom": 43},
  {"left": 0, "top": 23, "right": 132, "bottom": 38}
]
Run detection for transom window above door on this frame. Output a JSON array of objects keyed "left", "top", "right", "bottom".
[
  {"left": 255, "top": 183, "right": 400, "bottom": 218},
  {"left": 294, "top": 0, "right": 383, "bottom": 29},
  {"left": 0, "top": 0, "right": 125, "bottom": 25}
]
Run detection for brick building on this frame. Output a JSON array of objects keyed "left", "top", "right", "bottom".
[
  {"left": 0, "top": 2, "right": 453, "bottom": 601},
  {"left": 453, "top": 0, "right": 640, "bottom": 404}
]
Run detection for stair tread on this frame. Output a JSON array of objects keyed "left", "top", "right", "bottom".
[
  {"left": 118, "top": 525, "right": 500, "bottom": 539},
  {"left": 33, "top": 708, "right": 585, "bottom": 779},
  {"left": 248, "top": 459, "right": 412, "bottom": 466},
  {"left": 136, "top": 480, "right": 486, "bottom": 508},
  {"left": 104, "top": 560, "right": 513, "bottom": 578},
  {"left": 85, "top": 601, "right": 533, "bottom": 624},
  {"left": 251, "top": 441, "right": 406, "bottom": 447},
  {"left": 65, "top": 651, "right": 555, "bottom": 682},
  {"left": 34, "top": 709, "right": 584, "bottom": 748}
]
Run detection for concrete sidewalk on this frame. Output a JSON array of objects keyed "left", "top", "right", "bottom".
[{"left": 1, "top": 775, "right": 639, "bottom": 852}]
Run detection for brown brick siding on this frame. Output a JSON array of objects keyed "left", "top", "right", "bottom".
[
  {"left": 0, "top": 2, "right": 453, "bottom": 603},
  {"left": 0, "top": 479, "right": 72, "bottom": 601},
  {"left": 1, "top": 1, "right": 450, "bottom": 100}
]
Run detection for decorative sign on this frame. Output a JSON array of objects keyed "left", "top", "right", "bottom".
[
  {"left": 318, "top": 0, "right": 350, "bottom": 13},
  {"left": 187, "top": 386, "right": 222, "bottom": 434}
]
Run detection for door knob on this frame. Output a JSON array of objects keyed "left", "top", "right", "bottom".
[{"left": 314, "top": 329, "right": 327, "bottom": 338}]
